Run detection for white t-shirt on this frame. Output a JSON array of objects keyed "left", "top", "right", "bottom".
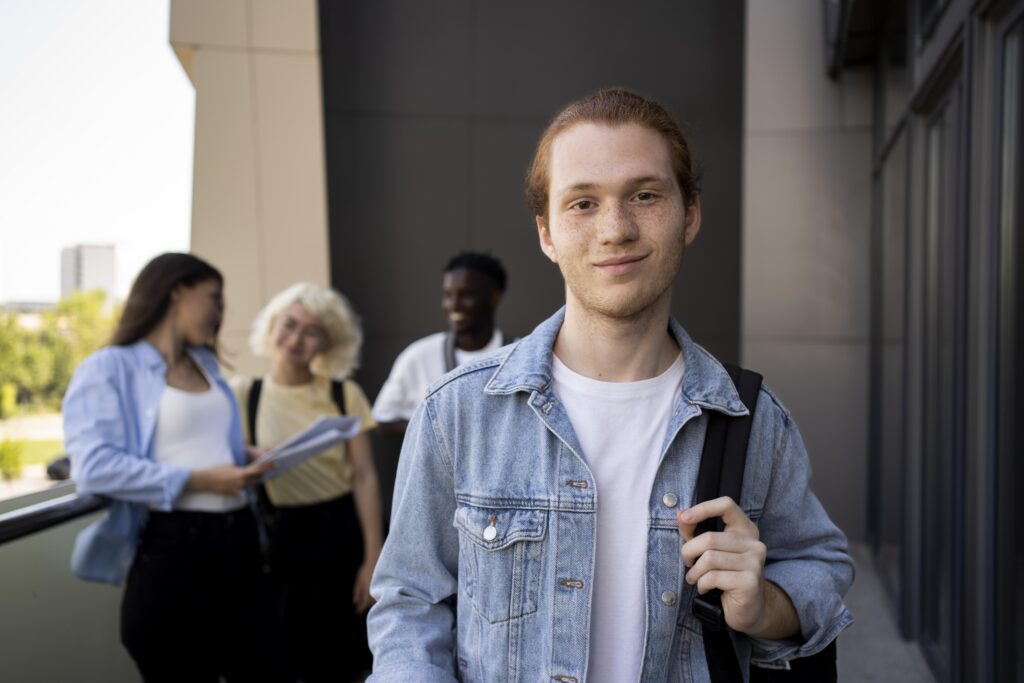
[
  {"left": 152, "top": 371, "right": 246, "bottom": 513},
  {"left": 551, "top": 352, "right": 686, "bottom": 683},
  {"left": 372, "top": 329, "right": 507, "bottom": 422}
]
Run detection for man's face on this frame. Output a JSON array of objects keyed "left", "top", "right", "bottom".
[
  {"left": 536, "top": 122, "right": 701, "bottom": 321},
  {"left": 442, "top": 267, "right": 501, "bottom": 335}
]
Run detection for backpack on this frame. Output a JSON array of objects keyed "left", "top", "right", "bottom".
[
  {"left": 246, "top": 378, "right": 347, "bottom": 543},
  {"left": 693, "top": 363, "right": 838, "bottom": 682}
]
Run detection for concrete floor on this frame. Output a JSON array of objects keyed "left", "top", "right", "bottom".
[{"left": 837, "top": 542, "right": 936, "bottom": 682}]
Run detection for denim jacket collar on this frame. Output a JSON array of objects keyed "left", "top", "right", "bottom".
[{"left": 485, "top": 306, "right": 748, "bottom": 417}]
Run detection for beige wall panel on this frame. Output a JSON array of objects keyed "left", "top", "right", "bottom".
[
  {"left": 170, "top": 0, "right": 247, "bottom": 49},
  {"left": 840, "top": 65, "right": 874, "bottom": 128},
  {"left": 743, "top": 339, "right": 868, "bottom": 540},
  {"left": 188, "top": 47, "right": 264, "bottom": 372},
  {"left": 250, "top": 0, "right": 320, "bottom": 52},
  {"left": 743, "top": 130, "right": 871, "bottom": 339},
  {"left": 252, "top": 52, "right": 330, "bottom": 299},
  {"left": 743, "top": 0, "right": 873, "bottom": 541},
  {"left": 745, "top": 0, "right": 843, "bottom": 131}
]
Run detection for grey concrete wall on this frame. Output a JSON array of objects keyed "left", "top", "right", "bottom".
[
  {"left": 318, "top": 0, "right": 746, "bottom": 398},
  {"left": 742, "top": 0, "right": 873, "bottom": 542}
]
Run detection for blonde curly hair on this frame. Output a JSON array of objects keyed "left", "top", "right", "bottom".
[{"left": 249, "top": 282, "right": 362, "bottom": 379}]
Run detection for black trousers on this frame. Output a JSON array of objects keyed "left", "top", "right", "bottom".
[
  {"left": 121, "top": 507, "right": 287, "bottom": 683},
  {"left": 270, "top": 493, "right": 371, "bottom": 683}
]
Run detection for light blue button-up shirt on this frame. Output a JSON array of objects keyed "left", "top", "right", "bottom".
[
  {"left": 367, "top": 308, "right": 854, "bottom": 682},
  {"left": 62, "top": 340, "right": 246, "bottom": 585}
]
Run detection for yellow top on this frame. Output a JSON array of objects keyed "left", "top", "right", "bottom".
[{"left": 233, "top": 375, "right": 377, "bottom": 507}]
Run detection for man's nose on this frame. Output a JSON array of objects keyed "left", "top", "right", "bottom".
[{"left": 599, "top": 202, "right": 639, "bottom": 244}]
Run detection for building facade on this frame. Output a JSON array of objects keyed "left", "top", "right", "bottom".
[
  {"left": 160, "top": 1, "right": 1022, "bottom": 681},
  {"left": 59, "top": 244, "right": 116, "bottom": 302}
]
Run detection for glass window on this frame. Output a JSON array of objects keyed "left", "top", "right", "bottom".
[
  {"left": 917, "top": 0, "right": 950, "bottom": 42},
  {"left": 877, "top": 129, "right": 907, "bottom": 604},
  {"left": 921, "top": 84, "right": 963, "bottom": 683},
  {"left": 882, "top": 2, "right": 908, "bottom": 145},
  {"left": 996, "top": 16, "right": 1024, "bottom": 683}
]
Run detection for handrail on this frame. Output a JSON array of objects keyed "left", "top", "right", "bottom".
[{"left": 0, "top": 493, "right": 108, "bottom": 546}]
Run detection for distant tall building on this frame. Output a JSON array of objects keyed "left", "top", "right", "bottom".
[{"left": 60, "top": 244, "right": 116, "bottom": 302}]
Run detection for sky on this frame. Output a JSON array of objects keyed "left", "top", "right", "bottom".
[{"left": 0, "top": 0, "right": 194, "bottom": 303}]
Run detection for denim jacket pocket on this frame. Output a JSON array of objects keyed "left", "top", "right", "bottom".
[{"left": 453, "top": 504, "right": 548, "bottom": 624}]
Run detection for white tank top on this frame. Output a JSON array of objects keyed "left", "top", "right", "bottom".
[{"left": 151, "top": 364, "right": 246, "bottom": 512}]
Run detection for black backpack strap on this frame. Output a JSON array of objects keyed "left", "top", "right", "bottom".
[
  {"left": 720, "top": 364, "right": 763, "bottom": 503},
  {"left": 244, "top": 378, "right": 275, "bottom": 567},
  {"left": 247, "top": 378, "right": 263, "bottom": 445},
  {"left": 694, "top": 363, "right": 763, "bottom": 683},
  {"left": 443, "top": 332, "right": 457, "bottom": 373},
  {"left": 330, "top": 379, "right": 347, "bottom": 415}
]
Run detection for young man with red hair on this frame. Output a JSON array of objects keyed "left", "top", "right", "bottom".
[{"left": 367, "top": 88, "right": 853, "bottom": 682}]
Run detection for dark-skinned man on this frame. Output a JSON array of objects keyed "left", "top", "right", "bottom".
[{"left": 372, "top": 252, "right": 509, "bottom": 435}]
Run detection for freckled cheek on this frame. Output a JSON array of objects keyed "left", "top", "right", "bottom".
[{"left": 636, "top": 204, "right": 681, "bottom": 225}]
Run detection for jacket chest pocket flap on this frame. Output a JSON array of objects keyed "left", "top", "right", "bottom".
[{"left": 453, "top": 504, "right": 548, "bottom": 624}]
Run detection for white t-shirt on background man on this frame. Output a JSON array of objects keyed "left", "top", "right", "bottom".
[{"left": 372, "top": 329, "right": 507, "bottom": 423}]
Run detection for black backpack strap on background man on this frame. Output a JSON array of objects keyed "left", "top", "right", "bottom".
[
  {"left": 443, "top": 332, "right": 458, "bottom": 373},
  {"left": 693, "top": 364, "right": 838, "bottom": 683}
]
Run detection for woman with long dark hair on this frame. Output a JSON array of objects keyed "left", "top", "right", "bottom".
[{"left": 63, "top": 252, "right": 285, "bottom": 682}]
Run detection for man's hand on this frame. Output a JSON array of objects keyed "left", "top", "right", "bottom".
[
  {"left": 186, "top": 461, "right": 275, "bottom": 495},
  {"left": 678, "top": 496, "right": 799, "bottom": 640}
]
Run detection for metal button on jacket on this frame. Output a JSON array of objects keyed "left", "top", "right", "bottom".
[
  {"left": 662, "top": 493, "right": 679, "bottom": 508},
  {"left": 661, "top": 590, "right": 678, "bottom": 606}
]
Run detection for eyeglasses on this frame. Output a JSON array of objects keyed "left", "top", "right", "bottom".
[{"left": 280, "top": 316, "right": 327, "bottom": 345}]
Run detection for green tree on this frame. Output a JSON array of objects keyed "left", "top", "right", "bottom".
[
  {"left": 0, "top": 383, "right": 15, "bottom": 418},
  {"left": 0, "top": 291, "right": 116, "bottom": 412},
  {"left": 0, "top": 313, "right": 21, "bottom": 389},
  {"left": 40, "top": 290, "right": 116, "bottom": 407},
  {"left": 0, "top": 439, "right": 24, "bottom": 481}
]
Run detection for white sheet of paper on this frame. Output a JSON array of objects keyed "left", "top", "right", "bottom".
[{"left": 255, "top": 415, "right": 362, "bottom": 481}]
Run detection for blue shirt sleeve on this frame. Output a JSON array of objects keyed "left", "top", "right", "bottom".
[{"left": 63, "top": 350, "right": 191, "bottom": 511}]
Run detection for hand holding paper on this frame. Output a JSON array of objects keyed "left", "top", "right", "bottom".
[{"left": 254, "top": 415, "right": 362, "bottom": 481}]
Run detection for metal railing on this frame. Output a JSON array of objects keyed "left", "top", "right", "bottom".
[{"left": 0, "top": 492, "right": 108, "bottom": 546}]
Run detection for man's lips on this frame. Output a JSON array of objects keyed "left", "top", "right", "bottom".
[{"left": 594, "top": 254, "right": 648, "bottom": 275}]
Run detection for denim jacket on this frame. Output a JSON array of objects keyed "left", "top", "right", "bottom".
[
  {"left": 63, "top": 340, "right": 247, "bottom": 585},
  {"left": 367, "top": 308, "right": 854, "bottom": 683}
]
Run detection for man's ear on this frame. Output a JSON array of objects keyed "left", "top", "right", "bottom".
[
  {"left": 536, "top": 215, "right": 558, "bottom": 263},
  {"left": 683, "top": 196, "right": 702, "bottom": 247}
]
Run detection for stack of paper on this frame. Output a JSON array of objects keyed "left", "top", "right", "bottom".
[{"left": 254, "top": 415, "right": 362, "bottom": 481}]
